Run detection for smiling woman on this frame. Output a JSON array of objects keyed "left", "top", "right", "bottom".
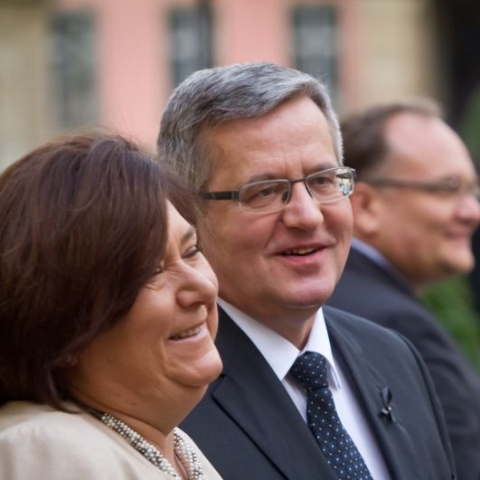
[{"left": 0, "top": 132, "right": 223, "bottom": 480}]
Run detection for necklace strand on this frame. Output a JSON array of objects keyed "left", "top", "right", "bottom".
[{"left": 94, "top": 410, "right": 205, "bottom": 479}]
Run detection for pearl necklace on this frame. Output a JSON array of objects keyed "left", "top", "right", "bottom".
[{"left": 91, "top": 410, "right": 206, "bottom": 479}]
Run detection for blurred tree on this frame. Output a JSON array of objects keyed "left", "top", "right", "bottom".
[{"left": 421, "top": 277, "right": 480, "bottom": 372}]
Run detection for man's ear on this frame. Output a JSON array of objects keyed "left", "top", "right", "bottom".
[{"left": 350, "top": 182, "right": 383, "bottom": 237}]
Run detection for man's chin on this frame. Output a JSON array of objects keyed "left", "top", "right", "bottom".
[{"left": 282, "top": 291, "right": 333, "bottom": 310}]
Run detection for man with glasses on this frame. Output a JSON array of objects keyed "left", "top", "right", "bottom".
[
  {"left": 328, "top": 100, "right": 480, "bottom": 480},
  {"left": 158, "top": 63, "right": 455, "bottom": 480}
]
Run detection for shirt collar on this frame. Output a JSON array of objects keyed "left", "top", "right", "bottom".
[
  {"left": 217, "top": 298, "right": 342, "bottom": 388},
  {"left": 350, "top": 237, "right": 390, "bottom": 267},
  {"left": 351, "top": 238, "right": 414, "bottom": 293}
]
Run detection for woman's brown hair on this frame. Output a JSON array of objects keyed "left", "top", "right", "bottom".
[{"left": 0, "top": 131, "right": 194, "bottom": 409}]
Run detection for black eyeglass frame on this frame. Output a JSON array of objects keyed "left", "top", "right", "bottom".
[{"left": 199, "top": 166, "right": 356, "bottom": 213}]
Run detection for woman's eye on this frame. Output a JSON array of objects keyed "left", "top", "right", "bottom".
[
  {"left": 152, "top": 267, "right": 164, "bottom": 277},
  {"left": 184, "top": 244, "right": 201, "bottom": 259},
  {"left": 145, "top": 267, "right": 164, "bottom": 288}
]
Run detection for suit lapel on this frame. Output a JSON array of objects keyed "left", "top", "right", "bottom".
[
  {"left": 213, "top": 310, "right": 337, "bottom": 480},
  {"left": 326, "top": 310, "right": 421, "bottom": 480}
]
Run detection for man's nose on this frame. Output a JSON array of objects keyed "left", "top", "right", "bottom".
[{"left": 281, "top": 181, "right": 324, "bottom": 228}]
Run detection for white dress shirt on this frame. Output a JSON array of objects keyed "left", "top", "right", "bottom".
[{"left": 218, "top": 298, "right": 391, "bottom": 480}]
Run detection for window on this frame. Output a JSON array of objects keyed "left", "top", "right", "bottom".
[
  {"left": 50, "top": 10, "right": 97, "bottom": 128},
  {"left": 291, "top": 5, "right": 338, "bottom": 103},
  {"left": 169, "top": 4, "right": 213, "bottom": 86}
]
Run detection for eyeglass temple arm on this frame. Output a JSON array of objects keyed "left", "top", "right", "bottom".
[
  {"left": 362, "top": 178, "right": 457, "bottom": 191},
  {"left": 199, "top": 191, "right": 240, "bottom": 200}
]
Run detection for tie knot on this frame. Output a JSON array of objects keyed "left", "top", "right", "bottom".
[{"left": 290, "top": 351, "right": 328, "bottom": 391}]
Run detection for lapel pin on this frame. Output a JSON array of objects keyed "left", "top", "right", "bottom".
[{"left": 379, "top": 386, "right": 396, "bottom": 423}]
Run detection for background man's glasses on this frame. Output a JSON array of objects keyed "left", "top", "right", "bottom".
[
  {"left": 363, "top": 176, "right": 480, "bottom": 201},
  {"left": 199, "top": 166, "right": 356, "bottom": 214}
]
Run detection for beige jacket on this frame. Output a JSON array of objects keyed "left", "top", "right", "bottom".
[{"left": 0, "top": 401, "right": 222, "bottom": 479}]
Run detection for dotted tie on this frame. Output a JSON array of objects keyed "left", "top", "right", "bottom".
[{"left": 290, "top": 351, "right": 373, "bottom": 480}]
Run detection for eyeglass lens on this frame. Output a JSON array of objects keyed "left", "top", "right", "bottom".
[{"left": 239, "top": 168, "right": 353, "bottom": 212}]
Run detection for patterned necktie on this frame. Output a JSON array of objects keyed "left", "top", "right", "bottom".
[{"left": 290, "top": 351, "right": 373, "bottom": 480}]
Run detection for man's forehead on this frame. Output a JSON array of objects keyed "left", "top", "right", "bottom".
[
  {"left": 381, "top": 115, "right": 474, "bottom": 181},
  {"left": 385, "top": 114, "right": 446, "bottom": 158}
]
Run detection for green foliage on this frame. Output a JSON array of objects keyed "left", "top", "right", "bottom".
[
  {"left": 460, "top": 86, "right": 480, "bottom": 160},
  {"left": 421, "top": 276, "right": 480, "bottom": 372}
]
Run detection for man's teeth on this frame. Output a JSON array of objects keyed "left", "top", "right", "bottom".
[
  {"left": 283, "top": 248, "right": 318, "bottom": 255},
  {"left": 171, "top": 325, "right": 202, "bottom": 340}
]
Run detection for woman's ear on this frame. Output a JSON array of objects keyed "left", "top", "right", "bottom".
[{"left": 350, "top": 182, "right": 383, "bottom": 238}]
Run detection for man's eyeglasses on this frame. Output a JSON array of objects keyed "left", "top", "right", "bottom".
[
  {"left": 363, "top": 176, "right": 480, "bottom": 200},
  {"left": 199, "top": 167, "right": 356, "bottom": 214}
]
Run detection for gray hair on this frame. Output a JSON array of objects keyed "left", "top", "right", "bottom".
[{"left": 157, "top": 62, "right": 342, "bottom": 195}]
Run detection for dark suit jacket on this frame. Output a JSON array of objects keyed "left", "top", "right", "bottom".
[
  {"left": 181, "top": 306, "right": 455, "bottom": 480},
  {"left": 328, "top": 247, "right": 480, "bottom": 480}
]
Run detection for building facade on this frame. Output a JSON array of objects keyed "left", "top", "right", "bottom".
[{"left": 0, "top": 0, "right": 442, "bottom": 169}]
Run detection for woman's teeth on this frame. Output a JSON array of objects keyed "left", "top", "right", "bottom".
[{"left": 171, "top": 325, "right": 202, "bottom": 340}]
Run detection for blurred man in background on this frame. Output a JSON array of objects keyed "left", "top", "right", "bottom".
[{"left": 328, "top": 100, "right": 480, "bottom": 480}]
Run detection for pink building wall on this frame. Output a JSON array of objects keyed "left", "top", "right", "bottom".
[
  {"left": 215, "top": 0, "right": 288, "bottom": 66},
  {"left": 55, "top": 0, "right": 167, "bottom": 147},
  {"left": 53, "top": 0, "right": 358, "bottom": 148}
]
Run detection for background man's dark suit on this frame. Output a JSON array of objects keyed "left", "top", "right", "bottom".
[
  {"left": 328, "top": 247, "right": 480, "bottom": 480},
  {"left": 181, "top": 307, "right": 455, "bottom": 480}
]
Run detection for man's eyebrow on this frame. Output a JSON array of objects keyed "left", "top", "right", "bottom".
[
  {"left": 243, "top": 173, "right": 282, "bottom": 183},
  {"left": 243, "top": 163, "right": 339, "bottom": 183}
]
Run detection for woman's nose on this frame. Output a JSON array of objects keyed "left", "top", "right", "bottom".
[{"left": 177, "top": 259, "right": 218, "bottom": 308}]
